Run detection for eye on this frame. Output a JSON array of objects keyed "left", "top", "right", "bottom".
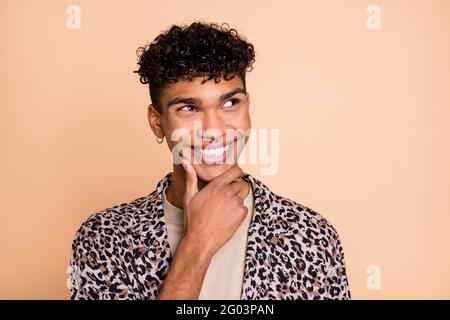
[
  {"left": 178, "top": 105, "right": 197, "bottom": 112},
  {"left": 222, "top": 98, "right": 240, "bottom": 109}
]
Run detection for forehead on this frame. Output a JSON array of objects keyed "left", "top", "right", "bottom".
[{"left": 160, "top": 76, "right": 244, "bottom": 106}]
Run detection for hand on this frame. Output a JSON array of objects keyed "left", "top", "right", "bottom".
[{"left": 181, "top": 161, "right": 249, "bottom": 257}]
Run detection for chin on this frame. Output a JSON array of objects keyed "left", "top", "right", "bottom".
[{"left": 192, "top": 163, "right": 234, "bottom": 182}]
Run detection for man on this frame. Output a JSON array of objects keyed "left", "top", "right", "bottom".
[{"left": 69, "top": 22, "right": 351, "bottom": 300}]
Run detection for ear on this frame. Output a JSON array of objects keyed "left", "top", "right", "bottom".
[{"left": 147, "top": 104, "right": 164, "bottom": 139}]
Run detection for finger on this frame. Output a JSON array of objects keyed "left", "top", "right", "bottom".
[
  {"left": 236, "top": 194, "right": 244, "bottom": 205},
  {"left": 224, "top": 184, "right": 244, "bottom": 204},
  {"left": 229, "top": 180, "right": 241, "bottom": 195},
  {"left": 181, "top": 159, "right": 198, "bottom": 205},
  {"left": 227, "top": 175, "right": 250, "bottom": 201},
  {"left": 212, "top": 165, "right": 244, "bottom": 186}
]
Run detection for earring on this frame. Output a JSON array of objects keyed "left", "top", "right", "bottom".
[{"left": 156, "top": 137, "right": 164, "bottom": 144}]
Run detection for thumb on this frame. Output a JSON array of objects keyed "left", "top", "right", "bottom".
[{"left": 181, "top": 159, "right": 198, "bottom": 205}]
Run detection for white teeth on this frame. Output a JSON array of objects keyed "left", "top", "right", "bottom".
[{"left": 197, "top": 144, "right": 230, "bottom": 157}]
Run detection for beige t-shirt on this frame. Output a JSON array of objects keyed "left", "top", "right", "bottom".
[{"left": 162, "top": 187, "right": 254, "bottom": 300}]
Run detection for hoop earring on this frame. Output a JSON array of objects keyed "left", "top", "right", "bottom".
[{"left": 156, "top": 137, "right": 164, "bottom": 144}]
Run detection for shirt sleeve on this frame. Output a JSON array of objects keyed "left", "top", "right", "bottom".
[{"left": 324, "top": 232, "right": 351, "bottom": 299}]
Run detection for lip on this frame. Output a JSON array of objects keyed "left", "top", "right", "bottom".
[
  {"left": 190, "top": 139, "right": 235, "bottom": 150},
  {"left": 189, "top": 141, "right": 234, "bottom": 165}
]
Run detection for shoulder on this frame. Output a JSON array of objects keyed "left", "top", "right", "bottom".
[
  {"left": 277, "top": 194, "right": 340, "bottom": 244},
  {"left": 71, "top": 193, "right": 155, "bottom": 254},
  {"left": 71, "top": 173, "right": 171, "bottom": 257},
  {"left": 69, "top": 194, "right": 157, "bottom": 299},
  {"left": 246, "top": 173, "right": 343, "bottom": 254}
]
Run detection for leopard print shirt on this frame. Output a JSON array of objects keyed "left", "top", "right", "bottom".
[{"left": 70, "top": 173, "right": 351, "bottom": 299}]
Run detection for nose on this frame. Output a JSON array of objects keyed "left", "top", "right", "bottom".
[{"left": 197, "top": 109, "right": 226, "bottom": 142}]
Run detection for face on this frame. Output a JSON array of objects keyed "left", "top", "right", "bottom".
[{"left": 148, "top": 76, "right": 251, "bottom": 182}]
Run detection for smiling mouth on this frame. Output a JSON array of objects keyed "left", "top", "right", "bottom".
[{"left": 189, "top": 142, "right": 234, "bottom": 165}]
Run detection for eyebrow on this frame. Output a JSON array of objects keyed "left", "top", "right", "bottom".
[{"left": 166, "top": 87, "right": 246, "bottom": 108}]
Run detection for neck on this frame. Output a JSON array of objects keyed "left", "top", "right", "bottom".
[{"left": 165, "top": 165, "right": 250, "bottom": 209}]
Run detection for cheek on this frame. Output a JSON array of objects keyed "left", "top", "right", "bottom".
[
  {"left": 226, "top": 108, "right": 251, "bottom": 130},
  {"left": 163, "top": 120, "right": 195, "bottom": 150}
]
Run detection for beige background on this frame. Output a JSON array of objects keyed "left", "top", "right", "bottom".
[{"left": 1, "top": 0, "right": 449, "bottom": 299}]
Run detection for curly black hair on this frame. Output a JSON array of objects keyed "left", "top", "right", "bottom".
[{"left": 134, "top": 22, "right": 256, "bottom": 113}]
